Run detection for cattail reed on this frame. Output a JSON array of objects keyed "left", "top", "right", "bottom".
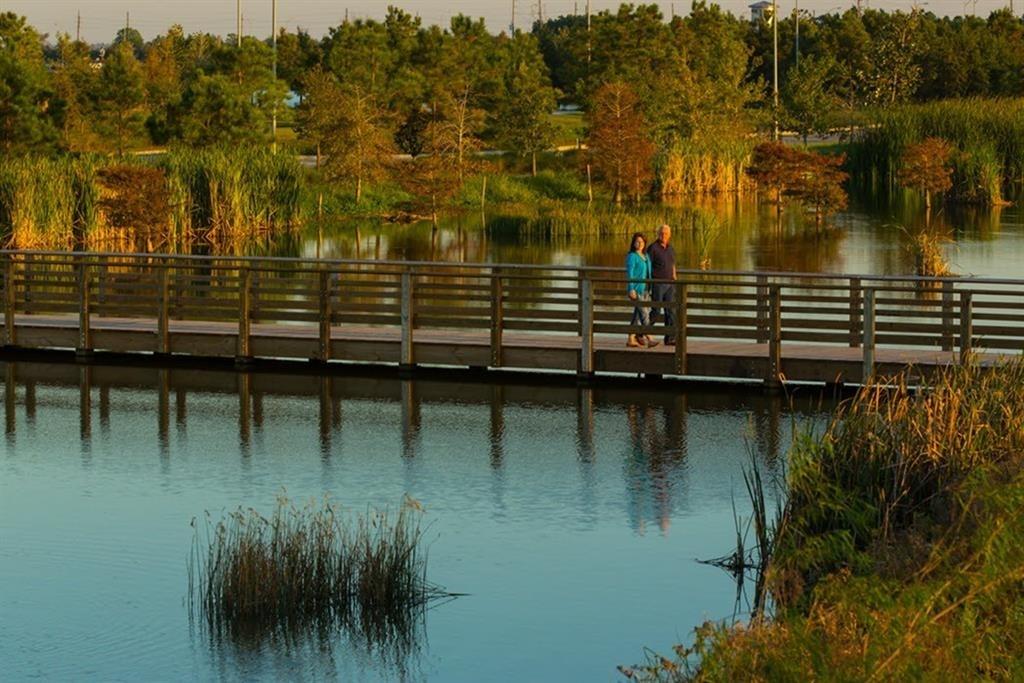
[
  {"left": 188, "top": 496, "right": 446, "bottom": 645},
  {"left": 848, "top": 98, "right": 1024, "bottom": 205}
]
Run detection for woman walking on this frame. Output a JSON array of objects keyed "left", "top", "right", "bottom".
[{"left": 626, "top": 233, "right": 659, "bottom": 348}]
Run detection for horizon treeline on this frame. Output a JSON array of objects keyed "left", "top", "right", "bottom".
[{"left": 2, "top": 4, "right": 1023, "bottom": 158}]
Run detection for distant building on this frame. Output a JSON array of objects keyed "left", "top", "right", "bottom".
[{"left": 749, "top": 1, "right": 774, "bottom": 22}]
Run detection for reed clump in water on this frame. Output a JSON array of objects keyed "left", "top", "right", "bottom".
[
  {"left": 163, "top": 146, "right": 302, "bottom": 245},
  {"left": 909, "top": 229, "right": 954, "bottom": 277},
  {"left": 189, "top": 496, "right": 446, "bottom": 643},
  {"left": 658, "top": 137, "right": 755, "bottom": 196},
  {"left": 628, "top": 360, "right": 1024, "bottom": 681}
]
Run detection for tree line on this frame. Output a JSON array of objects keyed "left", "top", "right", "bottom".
[{"left": 1, "top": 5, "right": 1022, "bottom": 209}]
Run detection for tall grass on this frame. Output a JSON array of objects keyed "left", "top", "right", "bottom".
[
  {"left": 0, "top": 150, "right": 302, "bottom": 250},
  {"left": 658, "top": 137, "right": 756, "bottom": 196},
  {"left": 0, "top": 156, "right": 100, "bottom": 249},
  {"left": 188, "top": 495, "right": 446, "bottom": 646},
  {"left": 848, "top": 99, "right": 1024, "bottom": 205},
  {"left": 628, "top": 360, "right": 1024, "bottom": 681},
  {"left": 163, "top": 147, "right": 302, "bottom": 244}
]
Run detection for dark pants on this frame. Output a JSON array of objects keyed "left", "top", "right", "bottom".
[{"left": 651, "top": 283, "right": 675, "bottom": 342}]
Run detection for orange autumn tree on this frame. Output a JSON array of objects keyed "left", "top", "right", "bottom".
[
  {"left": 746, "top": 142, "right": 848, "bottom": 226},
  {"left": 586, "top": 81, "right": 656, "bottom": 203},
  {"left": 897, "top": 137, "right": 955, "bottom": 212}
]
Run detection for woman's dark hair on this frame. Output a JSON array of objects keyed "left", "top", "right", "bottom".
[{"left": 629, "top": 232, "right": 647, "bottom": 252}]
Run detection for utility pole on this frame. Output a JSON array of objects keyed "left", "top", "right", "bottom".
[
  {"left": 236, "top": 0, "right": 242, "bottom": 47},
  {"left": 271, "top": 0, "right": 278, "bottom": 153},
  {"left": 511, "top": 0, "right": 516, "bottom": 33},
  {"left": 76, "top": 10, "right": 81, "bottom": 42},
  {"left": 794, "top": 0, "right": 800, "bottom": 69},
  {"left": 586, "top": 0, "right": 592, "bottom": 64},
  {"left": 772, "top": 0, "right": 779, "bottom": 141}
]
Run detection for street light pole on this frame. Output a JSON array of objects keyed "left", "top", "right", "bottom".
[
  {"left": 271, "top": 0, "right": 278, "bottom": 153},
  {"left": 772, "top": 0, "right": 779, "bottom": 141},
  {"left": 794, "top": 0, "right": 800, "bottom": 69}
]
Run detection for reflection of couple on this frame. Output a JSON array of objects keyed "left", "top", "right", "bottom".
[{"left": 625, "top": 224, "right": 676, "bottom": 349}]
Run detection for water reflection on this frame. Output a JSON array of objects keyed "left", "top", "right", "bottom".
[
  {"left": 273, "top": 193, "right": 1024, "bottom": 280},
  {"left": 1, "top": 359, "right": 829, "bottom": 682}
]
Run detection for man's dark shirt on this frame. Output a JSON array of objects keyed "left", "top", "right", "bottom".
[{"left": 646, "top": 240, "right": 676, "bottom": 280}]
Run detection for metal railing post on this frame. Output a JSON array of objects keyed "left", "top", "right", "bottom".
[
  {"left": 3, "top": 256, "right": 15, "bottom": 346},
  {"left": 674, "top": 282, "right": 687, "bottom": 375},
  {"left": 157, "top": 266, "right": 170, "bottom": 354},
  {"left": 941, "top": 280, "right": 954, "bottom": 352},
  {"left": 849, "top": 277, "right": 862, "bottom": 348},
  {"left": 490, "top": 268, "right": 503, "bottom": 367},
  {"left": 766, "top": 285, "right": 782, "bottom": 389},
  {"left": 863, "top": 288, "right": 876, "bottom": 382},
  {"left": 318, "top": 270, "right": 331, "bottom": 361},
  {"left": 755, "top": 274, "right": 769, "bottom": 343},
  {"left": 579, "top": 276, "right": 594, "bottom": 376},
  {"left": 76, "top": 259, "right": 92, "bottom": 357},
  {"left": 237, "top": 267, "right": 252, "bottom": 363},
  {"left": 959, "top": 290, "right": 973, "bottom": 364},
  {"left": 400, "top": 270, "right": 415, "bottom": 368}
]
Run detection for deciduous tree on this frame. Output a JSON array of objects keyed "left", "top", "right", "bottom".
[
  {"left": 897, "top": 137, "right": 954, "bottom": 213},
  {"left": 586, "top": 81, "right": 655, "bottom": 203}
]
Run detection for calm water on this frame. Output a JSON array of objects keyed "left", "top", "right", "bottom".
[
  {"left": 0, "top": 361, "right": 829, "bottom": 682},
  {"left": 279, "top": 196, "right": 1024, "bottom": 279}
]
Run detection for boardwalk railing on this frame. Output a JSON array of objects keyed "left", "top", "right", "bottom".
[{"left": 2, "top": 250, "right": 1023, "bottom": 385}]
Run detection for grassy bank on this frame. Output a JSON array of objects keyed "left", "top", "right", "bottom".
[
  {"left": 848, "top": 99, "right": 1024, "bottom": 205},
  {"left": 632, "top": 361, "right": 1024, "bottom": 680}
]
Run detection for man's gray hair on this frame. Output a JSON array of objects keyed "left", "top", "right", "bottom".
[{"left": 657, "top": 223, "right": 671, "bottom": 236}]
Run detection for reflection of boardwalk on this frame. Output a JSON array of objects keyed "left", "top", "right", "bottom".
[{"left": 3, "top": 251, "right": 1023, "bottom": 387}]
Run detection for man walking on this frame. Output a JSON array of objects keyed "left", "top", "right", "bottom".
[{"left": 646, "top": 224, "right": 677, "bottom": 345}]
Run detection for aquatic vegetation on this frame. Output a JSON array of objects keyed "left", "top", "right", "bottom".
[
  {"left": 908, "top": 229, "right": 954, "bottom": 277},
  {"left": 189, "top": 495, "right": 447, "bottom": 645},
  {"left": 162, "top": 146, "right": 303, "bottom": 243},
  {"left": 630, "top": 360, "right": 1024, "bottom": 680},
  {"left": 0, "top": 156, "right": 100, "bottom": 249},
  {"left": 848, "top": 99, "right": 1024, "bottom": 205},
  {"left": 0, "top": 149, "right": 302, "bottom": 250},
  {"left": 659, "top": 137, "right": 755, "bottom": 197}
]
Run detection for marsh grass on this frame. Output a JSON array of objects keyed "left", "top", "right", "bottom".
[
  {"left": 849, "top": 99, "right": 1024, "bottom": 205},
  {"left": 629, "top": 360, "right": 1024, "bottom": 681},
  {"left": 164, "top": 147, "right": 303, "bottom": 246},
  {"left": 659, "top": 138, "right": 755, "bottom": 196},
  {"left": 188, "top": 495, "right": 449, "bottom": 648},
  {"left": 904, "top": 228, "right": 955, "bottom": 277},
  {"left": 0, "top": 149, "right": 302, "bottom": 251}
]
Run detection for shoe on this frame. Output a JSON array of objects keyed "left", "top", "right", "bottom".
[
  {"left": 663, "top": 339, "right": 676, "bottom": 346},
  {"left": 627, "top": 335, "right": 641, "bottom": 348},
  {"left": 645, "top": 338, "right": 661, "bottom": 348}
]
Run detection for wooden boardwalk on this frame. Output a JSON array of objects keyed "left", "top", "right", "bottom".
[{"left": 3, "top": 251, "right": 1023, "bottom": 387}]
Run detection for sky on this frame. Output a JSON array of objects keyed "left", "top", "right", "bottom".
[{"left": 3, "top": 0, "right": 1016, "bottom": 43}]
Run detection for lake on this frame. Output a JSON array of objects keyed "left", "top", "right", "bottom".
[
  {"left": 279, "top": 195, "right": 1024, "bottom": 280},
  {"left": 0, "top": 360, "right": 829, "bottom": 681}
]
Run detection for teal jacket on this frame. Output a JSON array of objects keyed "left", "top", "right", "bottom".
[{"left": 626, "top": 251, "right": 651, "bottom": 296}]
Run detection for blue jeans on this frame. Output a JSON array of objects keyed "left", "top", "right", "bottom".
[
  {"left": 630, "top": 293, "right": 650, "bottom": 330},
  {"left": 651, "top": 283, "right": 675, "bottom": 342}
]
